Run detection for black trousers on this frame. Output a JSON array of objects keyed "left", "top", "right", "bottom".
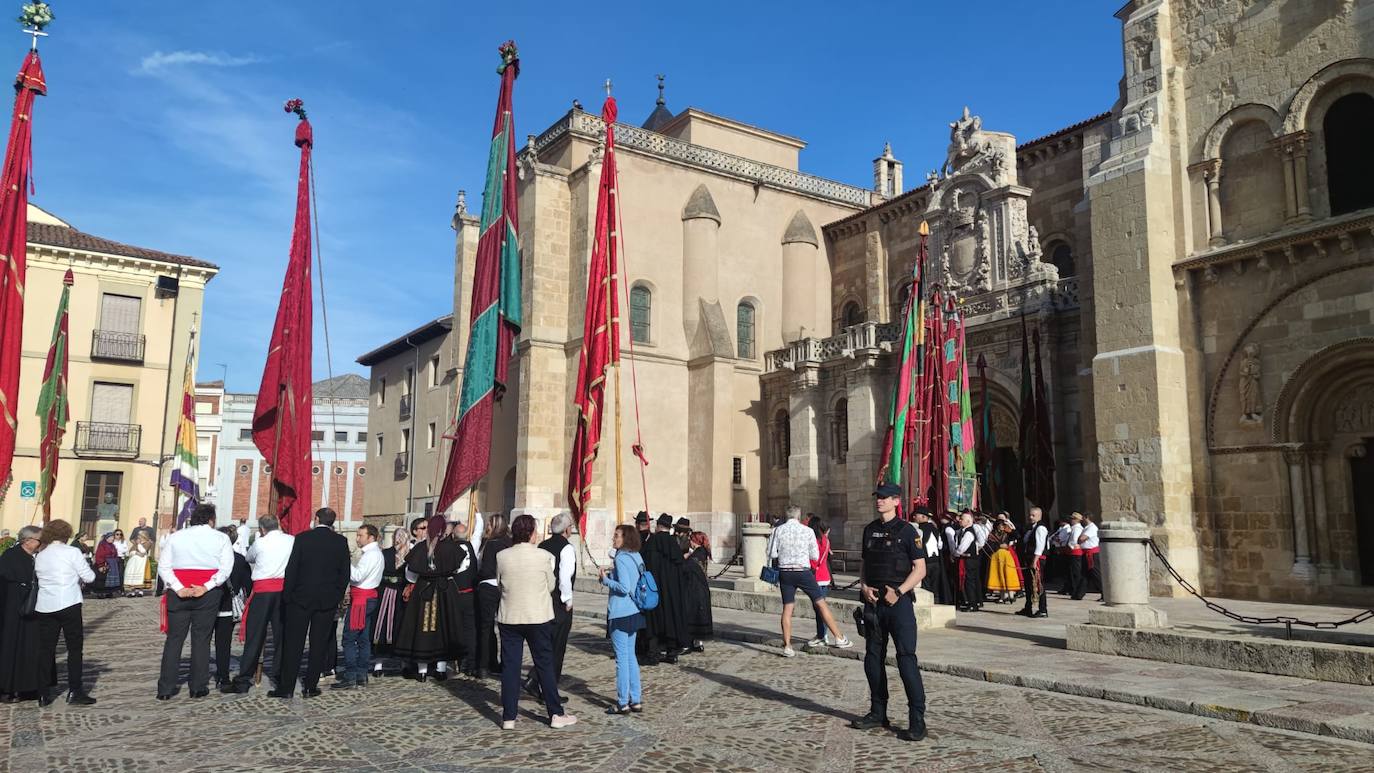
[
  {"left": 37, "top": 603, "right": 85, "bottom": 695},
  {"left": 862, "top": 595, "right": 926, "bottom": 727},
  {"left": 526, "top": 600, "right": 572, "bottom": 693},
  {"left": 1084, "top": 551, "right": 1103, "bottom": 596},
  {"left": 214, "top": 615, "right": 235, "bottom": 683},
  {"left": 277, "top": 603, "right": 336, "bottom": 694},
  {"left": 235, "top": 591, "right": 283, "bottom": 686},
  {"left": 476, "top": 584, "right": 501, "bottom": 673},
  {"left": 158, "top": 589, "right": 222, "bottom": 695},
  {"left": 1021, "top": 560, "right": 1048, "bottom": 615},
  {"left": 455, "top": 591, "right": 477, "bottom": 671},
  {"left": 1068, "top": 554, "right": 1086, "bottom": 600},
  {"left": 956, "top": 556, "right": 982, "bottom": 609}
]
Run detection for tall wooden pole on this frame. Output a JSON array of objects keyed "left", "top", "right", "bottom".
[{"left": 614, "top": 363, "right": 625, "bottom": 526}]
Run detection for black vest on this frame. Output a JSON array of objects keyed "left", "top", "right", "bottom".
[
  {"left": 452, "top": 540, "right": 478, "bottom": 590},
  {"left": 1018, "top": 524, "right": 1047, "bottom": 564},
  {"left": 862, "top": 519, "right": 915, "bottom": 588},
  {"left": 955, "top": 527, "right": 979, "bottom": 559},
  {"left": 539, "top": 534, "right": 571, "bottom": 603}
]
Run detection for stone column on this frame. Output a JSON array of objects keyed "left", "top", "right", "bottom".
[
  {"left": 1285, "top": 448, "right": 1315, "bottom": 578},
  {"left": 1308, "top": 448, "right": 1331, "bottom": 571},
  {"left": 731, "top": 520, "right": 774, "bottom": 592},
  {"left": 788, "top": 365, "right": 824, "bottom": 517},
  {"left": 682, "top": 184, "right": 721, "bottom": 341},
  {"left": 1199, "top": 159, "right": 1224, "bottom": 247},
  {"left": 1291, "top": 132, "right": 1312, "bottom": 221},
  {"left": 842, "top": 351, "right": 885, "bottom": 549},
  {"left": 781, "top": 210, "right": 819, "bottom": 343},
  {"left": 1279, "top": 143, "right": 1298, "bottom": 222},
  {"left": 1087, "top": 520, "right": 1168, "bottom": 628}
]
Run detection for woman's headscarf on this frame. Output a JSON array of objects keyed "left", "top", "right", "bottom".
[{"left": 94, "top": 534, "right": 116, "bottom": 562}]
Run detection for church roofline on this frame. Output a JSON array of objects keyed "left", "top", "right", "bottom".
[
  {"left": 1016, "top": 111, "right": 1112, "bottom": 151},
  {"left": 657, "top": 107, "right": 808, "bottom": 150}
]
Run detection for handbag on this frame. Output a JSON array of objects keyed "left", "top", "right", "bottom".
[
  {"left": 19, "top": 581, "right": 37, "bottom": 617},
  {"left": 760, "top": 561, "right": 780, "bottom": 585}
]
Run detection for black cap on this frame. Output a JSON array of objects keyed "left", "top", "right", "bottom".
[
  {"left": 656, "top": 514, "right": 674, "bottom": 528},
  {"left": 873, "top": 483, "right": 902, "bottom": 498},
  {"left": 634, "top": 511, "right": 649, "bottom": 524}
]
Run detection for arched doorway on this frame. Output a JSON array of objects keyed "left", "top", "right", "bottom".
[{"left": 1275, "top": 338, "right": 1374, "bottom": 588}]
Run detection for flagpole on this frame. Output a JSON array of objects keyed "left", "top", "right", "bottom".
[
  {"left": 614, "top": 363, "right": 624, "bottom": 526},
  {"left": 467, "top": 482, "right": 478, "bottom": 535}
]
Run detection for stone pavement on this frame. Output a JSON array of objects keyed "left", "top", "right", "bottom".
[
  {"left": 15, "top": 596, "right": 1374, "bottom": 772},
  {"left": 571, "top": 582, "right": 1374, "bottom": 745}
]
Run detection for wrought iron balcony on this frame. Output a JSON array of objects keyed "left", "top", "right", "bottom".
[
  {"left": 398, "top": 393, "right": 413, "bottom": 421},
  {"left": 74, "top": 421, "right": 141, "bottom": 458},
  {"left": 394, "top": 451, "right": 409, "bottom": 479},
  {"left": 91, "top": 330, "right": 146, "bottom": 362}
]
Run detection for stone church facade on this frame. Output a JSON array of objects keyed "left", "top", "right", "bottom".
[{"left": 441, "top": 1, "right": 1374, "bottom": 603}]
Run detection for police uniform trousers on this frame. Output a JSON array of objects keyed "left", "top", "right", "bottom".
[
  {"left": 1021, "top": 559, "right": 1047, "bottom": 615},
  {"left": 158, "top": 588, "right": 223, "bottom": 696},
  {"left": 234, "top": 591, "right": 284, "bottom": 688},
  {"left": 862, "top": 594, "right": 926, "bottom": 727}
]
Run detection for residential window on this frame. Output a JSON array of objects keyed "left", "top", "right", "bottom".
[
  {"left": 430, "top": 355, "right": 441, "bottom": 387},
  {"left": 402, "top": 368, "right": 413, "bottom": 396},
  {"left": 427, "top": 422, "right": 437, "bottom": 449},
  {"left": 401, "top": 427, "right": 411, "bottom": 452},
  {"left": 334, "top": 430, "right": 348, "bottom": 442},
  {"left": 736, "top": 301, "right": 756, "bottom": 359},
  {"left": 357, "top": 431, "right": 368, "bottom": 444},
  {"left": 378, "top": 377, "right": 386, "bottom": 406},
  {"left": 376, "top": 435, "right": 384, "bottom": 456},
  {"left": 238, "top": 428, "right": 252, "bottom": 441},
  {"left": 630, "top": 284, "right": 651, "bottom": 344},
  {"left": 731, "top": 456, "right": 744, "bottom": 487},
  {"left": 310, "top": 430, "right": 325, "bottom": 442}
]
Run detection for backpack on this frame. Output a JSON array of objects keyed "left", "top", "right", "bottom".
[{"left": 629, "top": 554, "right": 659, "bottom": 611}]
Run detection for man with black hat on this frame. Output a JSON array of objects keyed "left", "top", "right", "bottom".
[
  {"left": 673, "top": 517, "right": 692, "bottom": 555},
  {"left": 851, "top": 482, "right": 928, "bottom": 742},
  {"left": 636, "top": 514, "right": 689, "bottom": 664}
]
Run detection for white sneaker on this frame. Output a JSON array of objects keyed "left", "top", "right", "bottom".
[
  {"left": 782, "top": 646, "right": 797, "bottom": 658},
  {"left": 805, "top": 638, "right": 826, "bottom": 648},
  {"left": 501, "top": 720, "right": 516, "bottom": 730},
  {"left": 832, "top": 636, "right": 854, "bottom": 649},
  {"left": 551, "top": 714, "right": 578, "bottom": 729},
  {"left": 823, "top": 632, "right": 837, "bottom": 646}
]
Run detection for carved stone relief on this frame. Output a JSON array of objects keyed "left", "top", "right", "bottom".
[
  {"left": 1238, "top": 343, "right": 1263, "bottom": 425},
  {"left": 1333, "top": 384, "right": 1374, "bottom": 434}
]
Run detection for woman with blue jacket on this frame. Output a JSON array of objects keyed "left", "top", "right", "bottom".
[{"left": 598, "top": 524, "right": 645, "bottom": 714}]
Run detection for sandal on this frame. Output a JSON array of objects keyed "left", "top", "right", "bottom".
[
  {"left": 605, "top": 704, "right": 630, "bottom": 715},
  {"left": 629, "top": 703, "right": 643, "bottom": 713}
]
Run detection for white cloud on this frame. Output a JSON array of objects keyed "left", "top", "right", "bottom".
[{"left": 138, "top": 50, "right": 261, "bottom": 74}]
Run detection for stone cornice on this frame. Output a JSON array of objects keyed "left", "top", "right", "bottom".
[
  {"left": 1175, "top": 210, "right": 1374, "bottom": 272},
  {"left": 524, "top": 109, "right": 873, "bottom": 208}
]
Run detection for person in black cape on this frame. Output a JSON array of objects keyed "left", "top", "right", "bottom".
[
  {"left": 395, "top": 514, "right": 467, "bottom": 681},
  {"left": 636, "top": 514, "right": 690, "bottom": 665},
  {"left": 683, "top": 529, "right": 713, "bottom": 652},
  {"left": 370, "top": 526, "right": 410, "bottom": 676},
  {"left": 0, "top": 526, "right": 42, "bottom": 701}
]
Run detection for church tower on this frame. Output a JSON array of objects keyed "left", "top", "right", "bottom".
[{"left": 873, "top": 142, "right": 903, "bottom": 198}]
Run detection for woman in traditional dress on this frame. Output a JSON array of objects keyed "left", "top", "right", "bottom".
[
  {"left": 371, "top": 526, "right": 410, "bottom": 676},
  {"left": 122, "top": 531, "right": 152, "bottom": 597},
  {"left": 0, "top": 526, "right": 42, "bottom": 701},
  {"left": 92, "top": 533, "right": 122, "bottom": 600},
  {"left": 395, "top": 515, "right": 465, "bottom": 681},
  {"left": 683, "top": 531, "right": 713, "bottom": 653},
  {"left": 984, "top": 521, "right": 1023, "bottom": 603}
]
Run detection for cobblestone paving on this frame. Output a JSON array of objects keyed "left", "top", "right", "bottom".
[{"left": 11, "top": 597, "right": 1374, "bottom": 772}]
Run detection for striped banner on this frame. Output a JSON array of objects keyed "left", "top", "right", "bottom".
[{"left": 170, "top": 332, "right": 199, "bottom": 527}]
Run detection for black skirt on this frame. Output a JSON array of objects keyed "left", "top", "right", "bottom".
[{"left": 393, "top": 576, "right": 463, "bottom": 662}]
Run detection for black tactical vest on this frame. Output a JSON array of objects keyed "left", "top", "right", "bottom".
[{"left": 862, "top": 519, "right": 914, "bottom": 588}]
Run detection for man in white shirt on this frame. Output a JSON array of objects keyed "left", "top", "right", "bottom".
[
  {"left": 768, "top": 505, "right": 852, "bottom": 657},
  {"left": 1066, "top": 512, "right": 1086, "bottom": 599},
  {"left": 951, "top": 511, "right": 982, "bottom": 611},
  {"left": 233, "top": 517, "right": 253, "bottom": 557},
  {"left": 524, "top": 514, "right": 576, "bottom": 702},
  {"left": 33, "top": 519, "right": 97, "bottom": 706},
  {"left": 335, "top": 524, "right": 383, "bottom": 689},
  {"left": 1017, "top": 507, "right": 1050, "bottom": 618},
  {"left": 233, "top": 513, "right": 295, "bottom": 693},
  {"left": 156, "top": 503, "right": 234, "bottom": 700},
  {"left": 1076, "top": 513, "right": 1102, "bottom": 600}
]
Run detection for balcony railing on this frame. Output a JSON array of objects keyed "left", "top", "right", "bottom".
[
  {"left": 91, "top": 330, "right": 146, "bottom": 362},
  {"left": 74, "top": 421, "right": 141, "bottom": 458},
  {"left": 394, "top": 451, "right": 409, "bottom": 479},
  {"left": 398, "top": 393, "right": 413, "bottom": 421}
]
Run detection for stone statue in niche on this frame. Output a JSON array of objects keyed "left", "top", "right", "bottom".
[
  {"left": 1027, "top": 225, "right": 1043, "bottom": 264},
  {"left": 1238, "top": 343, "right": 1263, "bottom": 425}
]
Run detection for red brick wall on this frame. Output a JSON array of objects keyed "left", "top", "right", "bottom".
[
  {"left": 311, "top": 460, "right": 325, "bottom": 513},
  {"left": 256, "top": 462, "right": 272, "bottom": 517},
  {"left": 351, "top": 463, "right": 366, "bottom": 521},
  {"left": 233, "top": 458, "right": 254, "bottom": 519},
  {"left": 328, "top": 463, "right": 347, "bottom": 514}
]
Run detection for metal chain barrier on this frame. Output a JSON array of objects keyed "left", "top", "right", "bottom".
[
  {"left": 1147, "top": 538, "right": 1374, "bottom": 637},
  {"left": 709, "top": 551, "right": 741, "bottom": 580}
]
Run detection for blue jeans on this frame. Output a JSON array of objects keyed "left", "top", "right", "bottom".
[
  {"left": 610, "top": 617, "right": 642, "bottom": 706},
  {"left": 814, "top": 585, "right": 830, "bottom": 640},
  {"left": 341, "top": 598, "right": 378, "bottom": 683}
]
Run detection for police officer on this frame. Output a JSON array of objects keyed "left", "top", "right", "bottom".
[{"left": 849, "top": 483, "right": 928, "bottom": 742}]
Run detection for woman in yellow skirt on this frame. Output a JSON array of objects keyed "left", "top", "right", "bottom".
[{"left": 985, "top": 520, "right": 1023, "bottom": 603}]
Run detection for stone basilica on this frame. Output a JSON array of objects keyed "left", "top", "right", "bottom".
[{"left": 413, "top": 0, "right": 1374, "bottom": 606}]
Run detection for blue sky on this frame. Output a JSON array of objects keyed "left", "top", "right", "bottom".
[{"left": 29, "top": 1, "right": 1122, "bottom": 391}]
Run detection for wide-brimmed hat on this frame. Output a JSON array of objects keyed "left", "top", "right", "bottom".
[{"left": 656, "top": 514, "right": 674, "bottom": 528}]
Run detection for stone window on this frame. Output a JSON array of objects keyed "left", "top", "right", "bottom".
[
  {"left": 1047, "top": 241, "right": 1076, "bottom": 278},
  {"left": 427, "top": 422, "right": 437, "bottom": 449},
  {"left": 310, "top": 430, "right": 325, "bottom": 442},
  {"left": 357, "top": 431, "right": 367, "bottom": 444},
  {"left": 737, "top": 301, "right": 756, "bottom": 359},
  {"left": 334, "top": 430, "right": 348, "bottom": 442},
  {"left": 842, "top": 301, "right": 863, "bottom": 328},
  {"left": 830, "top": 398, "right": 849, "bottom": 463},
  {"left": 772, "top": 410, "right": 790, "bottom": 469},
  {"left": 238, "top": 428, "right": 251, "bottom": 441},
  {"left": 630, "top": 284, "right": 652, "bottom": 344},
  {"left": 429, "top": 355, "right": 441, "bottom": 388},
  {"left": 731, "top": 456, "right": 744, "bottom": 487},
  {"left": 1324, "top": 93, "right": 1374, "bottom": 216}
]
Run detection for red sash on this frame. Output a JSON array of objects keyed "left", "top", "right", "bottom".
[
  {"left": 159, "top": 569, "right": 218, "bottom": 634},
  {"left": 237, "top": 577, "right": 285, "bottom": 641},
  {"left": 1085, "top": 546, "right": 1100, "bottom": 570},
  {"left": 348, "top": 587, "right": 378, "bottom": 631},
  {"left": 1070, "top": 547, "right": 1084, "bottom": 557}
]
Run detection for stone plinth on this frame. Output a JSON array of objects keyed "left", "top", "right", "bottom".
[
  {"left": 732, "top": 521, "right": 774, "bottom": 593},
  {"left": 1088, "top": 519, "right": 1168, "bottom": 629}
]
